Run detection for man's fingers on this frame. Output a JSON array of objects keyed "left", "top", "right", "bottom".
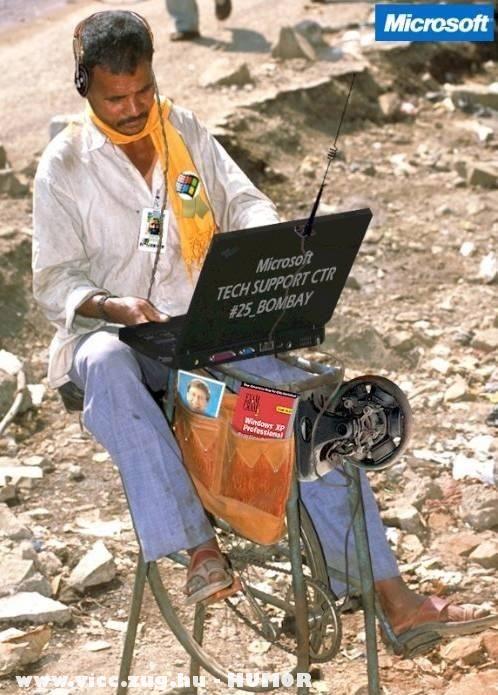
[{"left": 143, "top": 301, "right": 169, "bottom": 323}]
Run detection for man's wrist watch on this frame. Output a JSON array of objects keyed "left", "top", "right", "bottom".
[{"left": 96, "top": 293, "right": 118, "bottom": 321}]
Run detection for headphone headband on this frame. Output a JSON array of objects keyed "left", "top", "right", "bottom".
[{"left": 73, "top": 11, "right": 154, "bottom": 97}]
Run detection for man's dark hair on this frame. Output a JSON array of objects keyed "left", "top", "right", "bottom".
[
  {"left": 81, "top": 11, "right": 153, "bottom": 75},
  {"left": 187, "top": 379, "right": 211, "bottom": 401}
]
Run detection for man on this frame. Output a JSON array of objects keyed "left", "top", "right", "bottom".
[
  {"left": 186, "top": 378, "right": 211, "bottom": 413},
  {"left": 166, "top": 0, "right": 232, "bottom": 41},
  {"left": 33, "top": 10, "right": 495, "bottom": 642}
]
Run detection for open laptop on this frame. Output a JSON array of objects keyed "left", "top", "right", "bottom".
[{"left": 119, "top": 208, "right": 372, "bottom": 369}]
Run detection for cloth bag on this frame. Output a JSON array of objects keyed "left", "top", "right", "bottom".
[{"left": 173, "top": 393, "right": 295, "bottom": 544}]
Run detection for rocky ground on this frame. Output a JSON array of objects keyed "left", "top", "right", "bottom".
[{"left": 0, "top": 1, "right": 497, "bottom": 694}]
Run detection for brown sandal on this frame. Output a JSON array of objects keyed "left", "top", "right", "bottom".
[
  {"left": 184, "top": 547, "right": 233, "bottom": 605},
  {"left": 382, "top": 597, "right": 498, "bottom": 658}
]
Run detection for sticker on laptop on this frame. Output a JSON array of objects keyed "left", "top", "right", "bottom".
[{"left": 177, "top": 370, "right": 226, "bottom": 418}]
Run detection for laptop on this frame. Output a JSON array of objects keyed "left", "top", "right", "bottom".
[{"left": 119, "top": 208, "right": 372, "bottom": 369}]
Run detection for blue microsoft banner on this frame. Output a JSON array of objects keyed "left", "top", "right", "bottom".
[{"left": 375, "top": 3, "right": 495, "bottom": 42}]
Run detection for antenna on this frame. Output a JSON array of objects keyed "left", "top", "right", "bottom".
[{"left": 297, "top": 73, "right": 356, "bottom": 238}]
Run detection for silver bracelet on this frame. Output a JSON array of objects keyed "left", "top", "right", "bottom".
[{"left": 96, "top": 293, "right": 118, "bottom": 321}]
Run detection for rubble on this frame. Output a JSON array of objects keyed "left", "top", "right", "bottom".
[
  {"left": 469, "top": 540, "right": 498, "bottom": 569},
  {"left": 467, "top": 163, "right": 498, "bottom": 189},
  {"left": 460, "top": 484, "right": 498, "bottom": 531},
  {"left": 67, "top": 541, "right": 117, "bottom": 592},
  {"left": 447, "top": 82, "right": 498, "bottom": 111},
  {"left": 271, "top": 26, "right": 317, "bottom": 61},
  {"left": 478, "top": 252, "right": 498, "bottom": 284},
  {"left": 441, "top": 635, "right": 484, "bottom": 665},
  {"left": 0, "top": 504, "right": 32, "bottom": 541},
  {"left": 199, "top": 59, "right": 253, "bottom": 88},
  {"left": 0, "top": 592, "right": 71, "bottom": 625},
  {"left": 0, "top": 625, "right": 51, "bottom": 676}
]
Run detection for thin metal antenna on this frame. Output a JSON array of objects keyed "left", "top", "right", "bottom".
[{"left": 298, "top": 73, "right": 356, "bottom": 238}]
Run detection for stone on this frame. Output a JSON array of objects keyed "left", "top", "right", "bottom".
[
  {"left": 404, "top": 478, "right": 443, "bottom": 510},
  {"left": 379, "top": 92, "right": 402, "bottom": 120},
  {"left": 21, "top": 455, "right": 54, "bottom": 472},
  {"left": 448, "top": 669, "right": 498, "bottom": 694},
  {"left": 469, "top": 540, "right": 498, "bottom": 569},
  {"left": 460, "top": 484, "right": 498, "bottom": 531},
  {"left": 0, "top": 484, "right": 16, "bottom": 504},
  {"left": 387, "top": 330, "right": 417, "bottom": 352},
  {"left": 382, "top": 503, "right": 425, "bottom": 535},
  {"left": 68, "top": 464, "right": 84, "bottom": 482},
  {"left": 0, "top": 592, "right": 71, "bottom": 625},
  {"left": 0, "top": 463, "right": 43, "bottom": 488},
  {"left": 448, "top": 82, "right": 498, "bottom": 111},
  {"left": 435, "top": 531, "right": 482, "bottom": 558},
  {"left": 459, "top": 240, "right": 476, "bottom": 257},
  {"left": 482, "top": 632, "right": 498, "bottom": 661},
  {"left": 444, "top": 376, "right": 469, "bottom": 402},
  {"left": 26, "top": 384, "right": 46, "bottom": 408},
  {"left": 478, "top": 252, "right": 498, "bottom": 284},
  {"left": 0, "top": 373, "right": 17, "bottom": 421},
  {"left": 0, "top": 557, "right": 36, "bottom": 597},
  {"left": 468, "top": 163, "right": 498, "bottom": 189},
  {"left": 0, "top": 169, "right": 28, "bottom": 197},
  {"left": 400, "top": 534, "right": 424, "bottom": 561},
  {"left": 0, "top": 505, "right": 31, "bottom": 541},
  {"left": 472, "top": 329, "right": 498, "bottom": 352},
  {"left": 0, "top": 145, "right": 7, "bottom": 169},
  {"left": 36, "top": 551, "right": 63, "bottom": 577},
  {"left": 0, "top": 351, "right": 21, "bottom": 377},
  {"left": 0, "top": 625, "right": 51, "bottom": 676},
  {"left": 199, "top": 59, "right": 252, "bottom": 89},
  {"left": 441, "top": 635, "right": 484, "bottom": 665},
  {"left": 67, "top": 541, "right": 116, "bottom": 592},
  {"left": 429, "top": 357, "right": 450, "bottom": 375},
  {"left": 271, "top": 26, "right": 317, "bottom": 61}
]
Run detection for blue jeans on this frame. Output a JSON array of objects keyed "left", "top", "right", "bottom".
[
  {"left": 69, "top": 328, "right": 399, "bottom": 594},
  {"left": 166, "top": 0, "right": 199, "bottom": 32}
]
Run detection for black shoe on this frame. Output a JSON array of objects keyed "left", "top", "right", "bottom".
[
  {"left": 215, "top": 0, "right": 232, "bottom": 21},
  {"left": 170, "top": 30, "right": 201, "bottom": 42}
]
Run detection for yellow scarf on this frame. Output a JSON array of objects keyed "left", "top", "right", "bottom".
[{"left": 88, "top": 98, "right": 217, "bottom": 274}]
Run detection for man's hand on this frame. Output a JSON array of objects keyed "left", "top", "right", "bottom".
[
  {"left": 76, "top": 294, "right": 169, "bottom": 326},
  {"left": 104, "top": 297, "right": 169, "bottom": 326}
]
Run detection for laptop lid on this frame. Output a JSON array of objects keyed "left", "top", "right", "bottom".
[{"left": 178, "top": 208, "right": 372, "bottom": 354}]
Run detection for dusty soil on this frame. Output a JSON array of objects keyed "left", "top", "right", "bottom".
[{"left": 0, "top": 1, "right": 497, "bottom": 694}]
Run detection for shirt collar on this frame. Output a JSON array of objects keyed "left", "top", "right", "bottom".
[{"left": 81, "top": 109, "right": 107, "bottom": 153}]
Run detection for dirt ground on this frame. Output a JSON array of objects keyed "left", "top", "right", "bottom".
[{"left": 0, "top": 1, "right": 497, "bottom": 695}]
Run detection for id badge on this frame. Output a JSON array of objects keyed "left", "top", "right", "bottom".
[{"left": 138, "top": 208, "right": 169, "bottom": 253}]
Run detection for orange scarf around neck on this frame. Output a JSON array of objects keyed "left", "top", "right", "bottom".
[{"left": 88, "top": 98, "right": 216, "bottom": 274}]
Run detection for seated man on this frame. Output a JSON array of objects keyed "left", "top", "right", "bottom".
[{"left": 32, "top": 10, "right": 494, "bottom": 644}]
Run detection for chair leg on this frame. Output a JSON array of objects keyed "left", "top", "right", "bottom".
[
  {"left": 344, "top": 462, "right": 381, "bottom": 695},
  {"left": 117, "top": 552, "right": 148, "bottom": 695},
  {"left": 286, "top": 474, "right": 311, "bottom": 695}
]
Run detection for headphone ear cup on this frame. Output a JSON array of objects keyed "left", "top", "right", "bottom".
[{"left": 74, "top": 64, "right": 89, "bottom": 97}]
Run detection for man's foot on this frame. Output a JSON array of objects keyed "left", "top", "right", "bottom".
[
  {"left": 184, "top": 543, "right": 233, "bottom": 605},
  {"left": 215, "top": 0, "right": 232, "bottom": 21},
  {"left": 389, "top": 596, "right": 494, "bottom": 637},
  {"left": 170, "top": 30, "right": 201, "bottom": 42}
]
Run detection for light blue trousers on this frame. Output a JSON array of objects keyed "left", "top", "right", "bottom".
[
  {"left": 166, "top": 0, "right": 199, "bottom": 32},
  {"left": 69, "top": 329, "right": 399, "bottom": 594}
]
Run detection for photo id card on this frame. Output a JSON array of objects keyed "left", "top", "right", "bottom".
[{"left": 138, "top": 208, "right": 169, "bottom": 253}]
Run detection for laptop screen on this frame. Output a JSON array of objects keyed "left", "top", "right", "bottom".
[{"left": 180, "top": 209, "right": 371, "bottom": 352}]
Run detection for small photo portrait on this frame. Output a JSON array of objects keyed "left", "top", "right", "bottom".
[
  {"left": 177, "top": 370, "right": 226, "bottom": 418},
  {"left": 147, "top": 212, "right": 161, "bottom": 236}
]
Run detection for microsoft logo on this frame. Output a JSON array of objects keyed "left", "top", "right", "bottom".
[{"left": 375, "top": 3, "right": 495, "bottom": 41}]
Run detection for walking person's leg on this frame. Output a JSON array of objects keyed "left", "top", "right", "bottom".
[{"left": 165, "top": 0, "right": 200, "bottom": 40}]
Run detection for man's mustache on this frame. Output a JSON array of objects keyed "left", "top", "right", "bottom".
[{"left": 117, "top": 112, "right": 149, "bottom": 127}]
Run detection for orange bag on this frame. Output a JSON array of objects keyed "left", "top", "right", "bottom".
[{"left": 173, "top": 393, "right": 295, "bottom": 545}]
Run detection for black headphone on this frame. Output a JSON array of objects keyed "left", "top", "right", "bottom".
[{"left": 73, "top": 11, "right": 155, "bottom": 98}]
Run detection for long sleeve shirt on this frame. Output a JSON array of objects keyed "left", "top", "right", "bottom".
[{"left": 33, "top": 104, "right": 279, "bottom": 387}]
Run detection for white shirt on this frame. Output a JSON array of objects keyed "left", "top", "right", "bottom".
[{"left": 32, "top": 104, "right": 279, "bottom": 388}]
